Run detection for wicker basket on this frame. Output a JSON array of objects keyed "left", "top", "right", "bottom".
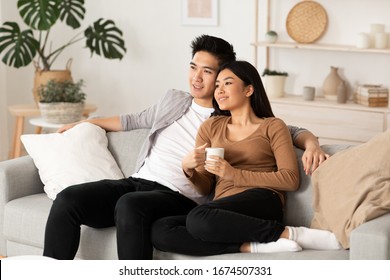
[
  {"left": 39, "top": 102, "right": 84, "bottom": 124},
  {"left": 286, "top": 1, "right": 328, "bottom": 43}
]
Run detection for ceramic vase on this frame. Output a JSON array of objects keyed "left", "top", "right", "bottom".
[{"left": 322, "top": 66, "right": 343, "bottom": 101}]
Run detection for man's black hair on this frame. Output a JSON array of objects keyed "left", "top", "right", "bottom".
[{"left": 190, "top": 34, "right": 236, "bottom": 66}]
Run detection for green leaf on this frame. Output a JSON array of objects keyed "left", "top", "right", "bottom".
[
  {"left": 58, "top": 0, "right": 86, "bottom": 29},
  {"left": 0, "top": 22, "right": 39, "bottom": 68},
  {"left": 84, "top": 18, "right": 126, "bottom": 60},
  {"left": 17, "top": 0, "right": 61, "bottom": 30}
]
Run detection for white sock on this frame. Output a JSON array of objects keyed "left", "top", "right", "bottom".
[
  {"left": 287, "top": 226, "right": 342, "bottom": 250},
  {"left": 250, "top": 238, "right": 302, "bottom": 253}
]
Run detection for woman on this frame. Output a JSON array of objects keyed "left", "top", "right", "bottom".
[{"left": 151, "top": 61, "right": 341, "bottom": 256}]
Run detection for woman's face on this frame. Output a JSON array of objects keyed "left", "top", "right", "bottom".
[{"left": 214, "top": 68, "right": 251, "bottom": 112}]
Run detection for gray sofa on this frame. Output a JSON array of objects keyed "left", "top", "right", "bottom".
[{"left": 1, "top": 129, "right": 389, "bottom": 260}]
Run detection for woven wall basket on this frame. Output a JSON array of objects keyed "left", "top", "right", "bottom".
[
  {"left": 39, "top": 102, "right": 84, "bottom": 124},
  {"left": 286, "top": 1, "right": 328, "bottom": 43}
]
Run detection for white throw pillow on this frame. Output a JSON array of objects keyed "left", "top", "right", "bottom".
[{"left": 21, "top": 122, "right": 125, "bottom": 200}]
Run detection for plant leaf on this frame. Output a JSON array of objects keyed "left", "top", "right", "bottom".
[
  {"left": 58, "top": 0, "right": 86, "bottom": 29},
  {"left": 0, "top": 22, "right": 39, "bottom": 68},
  {"left": 84, "top": 18, "right": 126, "bottom": 60},
  {"left": 17, "top": 0, "right": 61, "bottom": 30}
]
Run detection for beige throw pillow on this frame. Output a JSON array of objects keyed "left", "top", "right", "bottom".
[{"left": 311, "top": 129, "right": 390, "bottom": 248}]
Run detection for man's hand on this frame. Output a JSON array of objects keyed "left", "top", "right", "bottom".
[
  {"left": 57, "top": 121, "right": 82, "bottom": 133},
  {"left": 182, "top": 143, "right": 208, "bottom": 175},
  {"left": 302, "top": 144, "right": 329, "bottom": 175}
]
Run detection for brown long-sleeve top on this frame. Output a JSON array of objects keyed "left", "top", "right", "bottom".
[{"left": 186, "top": 116, "right": 300, "bottom": 205}]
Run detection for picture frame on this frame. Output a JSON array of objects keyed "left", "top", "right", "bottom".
[{"left": 181, "top": 0, "right": 219, "bottom": 26}]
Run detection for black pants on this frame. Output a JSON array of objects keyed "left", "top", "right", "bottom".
[
  {"left": 43, "top": 177, "right": 197, "bottom": 260},
  {"left": 151, "top": 188, "right": 285, "bottom": 256}
]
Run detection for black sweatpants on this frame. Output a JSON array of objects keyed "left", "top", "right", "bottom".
[
  {"left": 43, "top": 177, "right": 197, "bottom": 260},
  {"left": 151, "top": 188, "right": 285, "bottom": 256}
]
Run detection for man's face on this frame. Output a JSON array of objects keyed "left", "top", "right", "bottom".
[{"left": 188, "top": 51, "right": 219, "bottom": 107}]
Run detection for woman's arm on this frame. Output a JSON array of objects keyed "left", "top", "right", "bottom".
[{"left": 182, "top": 120, "right": 216, "bottom": 196}]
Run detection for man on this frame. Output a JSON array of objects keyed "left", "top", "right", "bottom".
[{"left": 43, "top": 34, "right": 327, "bottom": 260}]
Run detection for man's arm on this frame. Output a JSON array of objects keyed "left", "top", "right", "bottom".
[
  {"left": 57, "top": 116, "right": 123, "bottom": 133},
  {"left": 288, "top": 126, "right": 329, "bottom": 175}
]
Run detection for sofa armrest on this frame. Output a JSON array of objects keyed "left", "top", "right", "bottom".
[
  {"left": 349, "top": 212, "right": 390, "bottom": 260},
  {"left": 0, "top": 156, "right": 44, "bottom": 255},
  {"left": 0, "top": 156, "right": 44, "bottom": 203}
]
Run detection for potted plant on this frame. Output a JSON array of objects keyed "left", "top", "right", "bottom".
[
  {"left": 265, "top": 30, "right": 278, "bottom": 43},
  {"left": 262, "top": 68, "right": 288, "bottom": 98},
  {"left": 0, "top": 0, "right": 127, "bottom": 102},
  {"left": 38, "top": 79, "right": 86, "bottom": 124}
]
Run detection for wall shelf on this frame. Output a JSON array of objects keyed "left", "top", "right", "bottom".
[
  {"left": 253, "top": 0, "right": 390, "bottom": 144},
  {"left": 252, "top": 41, "right": 390, "bottom": 55}
]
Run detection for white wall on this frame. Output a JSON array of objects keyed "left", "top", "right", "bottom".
[
  {"left": 0, "top": 0, "right": 8, "bottom": 160},
  {"left": 0, "top": 0, "right": 255, "bottom": 157},
  {"left": 1, "top": 0, "right": 390, "bottom": 159}
]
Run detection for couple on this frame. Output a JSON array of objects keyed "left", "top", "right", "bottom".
[{"left": 43, "top": 35, "right": 340, "bottom": 260}]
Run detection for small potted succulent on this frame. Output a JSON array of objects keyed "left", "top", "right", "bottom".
[
  {"left": 265, "top": 30, "right": 278, "bottom": 43},
  {"left": 38, "top": 79, "right": 86, "bottom": 124},
  {"left": 262, "top": 69, "right": 288, "bottom": 98}
]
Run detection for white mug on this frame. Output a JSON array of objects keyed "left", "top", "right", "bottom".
[{"left": 205, "top": 148, "right": 224, "bottom": 161}]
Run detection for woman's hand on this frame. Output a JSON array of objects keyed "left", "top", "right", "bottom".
[
  {"left": 182, "top": 143, "right": 208, "bottom": 175},
  {"left": 205, "top": 156, "right": 234, "bottom": 181}
]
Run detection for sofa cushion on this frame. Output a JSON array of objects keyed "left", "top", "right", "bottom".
[
  {"left": 21, "top": 123, "right": 125, "bottom": 200},
  {"left": 284, "top": 145, "right": 350, "bottom": 227},
  {"left": 107, "top": 129, "right": 150, "bottom": 177}
]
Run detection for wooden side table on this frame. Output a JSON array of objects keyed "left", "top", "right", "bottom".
[{"left": 8, "top": 103, "right": 97, "bottom": 159}]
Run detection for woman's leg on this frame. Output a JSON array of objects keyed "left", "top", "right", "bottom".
[
  {"left": 152, "top": 215, "right": 240, "bottom": 256},
  {"left": 152, "top": 188, "right": 287, "bottom": 256},
  {"left": 115, "top": 189, "right": 197, "bottom": 260},
  {"left": 187, "top": 189, "right": 285, "bottom": 243},
  {"left": 286, "top": 226, "right": 342, "bottom": 250}
]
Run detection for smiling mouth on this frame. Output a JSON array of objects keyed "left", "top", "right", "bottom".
[{"left": 193, "top": 84, "right": 203, "bottom": 89}]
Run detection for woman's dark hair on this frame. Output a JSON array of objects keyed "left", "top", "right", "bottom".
[
  {"left": 190, "top": 34, "right": 236, "bottom": 66},
  {"left": 212, "top": 60, "right": 275, "bottom": 118}
]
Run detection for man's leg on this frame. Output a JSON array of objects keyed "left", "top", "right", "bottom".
[
  {"left": 115, "top": 189, "right": 197, "bottom": 260},
  {"left": 43, "top": 177, "right": 170, "bottom": 259}
]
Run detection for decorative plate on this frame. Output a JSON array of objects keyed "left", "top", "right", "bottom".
[{"left": 286, "top": 1, "right": 328, "bottom": 44}]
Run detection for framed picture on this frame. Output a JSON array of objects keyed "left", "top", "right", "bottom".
[{"left": 181, "top": 0, "right": 219, "bottom": 26}]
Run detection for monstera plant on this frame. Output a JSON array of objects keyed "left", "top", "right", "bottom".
[{"left": 0, "top": 0, "right": 127, "bottom": 71}]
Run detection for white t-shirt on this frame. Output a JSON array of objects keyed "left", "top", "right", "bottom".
[{"left": 132, "top": 100, "right": 213, "bottom": 204}]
